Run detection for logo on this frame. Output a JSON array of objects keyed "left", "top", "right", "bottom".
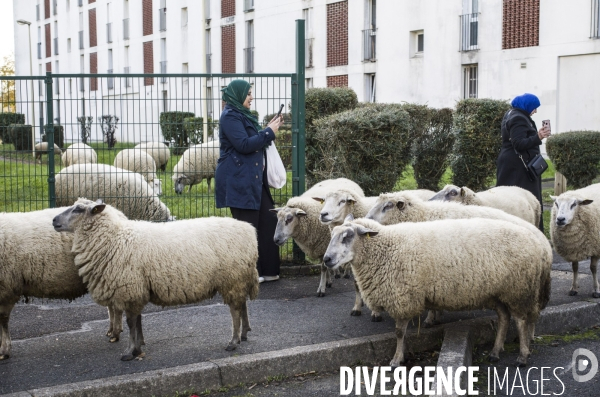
[{"left": 572, "top": 348, "right": 598, "bottom": 383}]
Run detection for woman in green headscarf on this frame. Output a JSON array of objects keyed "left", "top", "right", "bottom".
[{"left": 215, "top": 79, "right": 284, "bottom": 283}]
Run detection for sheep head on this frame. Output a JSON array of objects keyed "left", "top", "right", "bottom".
[
  {"left": 317, "top": 190, "right": 359, "bottom": 226},
  {"left": 550, "top": 193, "right": 593, "bottom": 228},
  {"left": 53, "top": 198, "right": 106, "bottom": 233},
  {"left": 270, "top": 206, "right": 307, "bottom": 246},
  {"left": 323, "top": 215, "right": 378, "bottom": 270}
]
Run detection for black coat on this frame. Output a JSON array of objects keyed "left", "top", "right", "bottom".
[{"left": 496, "top": 108, "right": 544, "bottom": 229}]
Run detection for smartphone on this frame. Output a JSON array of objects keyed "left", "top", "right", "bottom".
[
  {"left": 542, "top": 119, "right": 551, "bottom": 133},
  {"left": 276, "top": 104, "right": 284, "bottom": 119}
]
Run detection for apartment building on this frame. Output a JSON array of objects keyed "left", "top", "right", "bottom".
[{"left": 12, "top": 0, "right": 600, "bottom": 143}]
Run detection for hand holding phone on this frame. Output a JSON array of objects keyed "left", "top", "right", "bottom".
[
  {"left": 276, "top": 104, "right": 284, "bottom": 120},
  {"left": 542, "top": 119, "right": 551, "bottom": 133}
]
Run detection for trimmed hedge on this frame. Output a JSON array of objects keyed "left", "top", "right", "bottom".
[
  {"left": 183, "top": 117, "right": 205, "bottom": 144},
  {"left": 0, "top": 112, "right": 25, "bottom": 144},
  {"left": 160, "top": 111, "right": 195, "bottom": 155},
  {"left": 546, "top": 131, "right": 600, "bottom": 189},
  {"left": 275, "top": 128, "right": 292, "bottom": 169},
  {"left": 42, "top": 124, "right": 65, "bottom": 148},
  {"left": 450, "top": 98, "right": 512, "bottom": 191},
  {"left": 412, "top": 108, "right": 455, "bottom": 190},
  {"left": 312, "top": 104, "right": 412, "bottom": 196},
  {"left": 9, "top": 124, "right": 33, "bottom": 151}
]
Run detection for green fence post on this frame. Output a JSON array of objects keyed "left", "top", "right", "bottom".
[{"left": 45, "top": 72, "right": 55, "bottom": 208}]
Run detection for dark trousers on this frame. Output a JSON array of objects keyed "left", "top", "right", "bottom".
[{"left": 230, "top": 184, "right": 281, "bottom": 277}]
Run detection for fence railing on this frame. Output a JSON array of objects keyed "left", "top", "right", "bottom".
[
  {"left": 460, "top": 13, "right": 479, "bottom": 51},
  {"left": 123, "top": 18, "right": 130, "bottom": 40},
  {"left": 54, "top": 38, "right": 59, "bottom": 55},
  {"left": 362, "top": 29, "right": 376, "bottom": 61},
  {"left": 244, "top": 47, "right": 254, "bottom": 73},
  {"left": 305, "top": 38, "right": 313, "bottom": 68},
  {"left": 107, "top": 23, "right": 113, "bottom": 43},
  {"left": 159, "top": 8, "right": 167, "bottom": 31},
  {"left": 592, "top": 0, "right": 600, "bottom": 38}
]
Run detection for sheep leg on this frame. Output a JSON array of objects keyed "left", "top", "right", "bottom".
[
  {"left": 0, "top": 303, "right": 15, "bottom": 360},
  {"left": 317, "top": 263, "right": 329, "bottom": 297},
  {"left": 489, "top": 302, "right": 510, "bottom": 362},
  {"left": 590, "top": 256, "right": 600, "bottom": 298},
  {"left": 121, "top": 310, "right": 144, "bottom": 361},
  {"left": 371, "top": 306, "right": 383, "bottom": 322},
  {"left": 240, "top": 301, "right": 251, "bottom": 341},
  {"left": 136, "top": 313, "right": 145, "bottom": 346},
  {"left": 106, "top": 306, "right": 123, "bottom": 342},
  {"left": 326, "top": 266, "right": 332, "bottom": 287},
  {"left": 514, "top": 316, "right": 531, "bottom": 367},
  {"left": 423, "top": 310, "right": 438, "bottom": 328},
  {"left": 569, "top": 261, "right": 579, "bottom": 295},
  {"left": 390, "top": 318, "right": 410, "bottom": 368},
  {"left": 226, "top": 304, "right": 242, "bottom": 351},
  {"left": 350, "top": 280, "right": 363, "bottom": 316}
]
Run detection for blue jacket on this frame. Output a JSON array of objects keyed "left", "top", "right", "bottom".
[{"left": 215, "top": 105, "right": 275, "bottom": 209}]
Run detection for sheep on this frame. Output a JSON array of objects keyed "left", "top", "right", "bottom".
[
  {"left": 0, "top": 207, "right": 123, "bottom": 360},
  {"left": 34, "top": 142, "right": 62, "bottom": 163},
  {"left": 429, "top": 184, "right": 541, "bottom": 226},
  {"left": 61, "top": 143, "right": 98, "bottom": 167},
  {"left": 550, "top": 183, "right": 600, "bottom": 298},
  {"left": 52, "top": 198, "right": 260, "bottom": 360},
  {"left": 135, "top": 142, "right": 171, "bottom": 172},
  {"left": 114, "top": 149, "right": 163, "bottom": 196},
  {"left": 323, "top": 216, "right": 552, "bottom": 367},
  {"left": 172, "top": 139, "right": 220, "bottom": 195},
  {"left": 55, "top": 163, "right": 171, "bottom": 221}
]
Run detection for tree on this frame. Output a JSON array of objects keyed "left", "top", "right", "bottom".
[{"left": 0, "top": 54, "right": 15, "bottom": 113}]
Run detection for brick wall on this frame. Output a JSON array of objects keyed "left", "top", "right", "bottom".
[
  {"left": 222, "top": 0, "right": 235, "bottom": 18},
  {"left": 89, "top": 8, "right": 97, "bottom": 48},
  {"left": 327, "top": 1, "right": 348, "bottom": 67},
  {"left": 143, "top": 0, "right": 153, "bottom": 36},
  {"left": 46, "top": 62, "right": 51, "bottom": 72},
  {"left": 45, "top": 23, "right": 51, "bottom": 58},
  {"left": 327, "top": 75, "right": 348, "bottom": 88},
  {"left": 44, "top": 0, "right": 50, "bottom": 19},
  {"left": 502, "top": 0, "right": 539, "bottom": 49},
  {"left": 144, "top": 41, "right": 154, "bottom": 85},
  {"left": 90, "top": 52, "right": 98, "bottom": 91},
  {"left": 89, "top": 0, "right": 96, "bottom": 3},
  {"left": 221, "top": 24, "right": 236, "bottom": 73}
]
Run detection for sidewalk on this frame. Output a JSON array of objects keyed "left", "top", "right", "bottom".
[{"left": 1, "top": 254, "right": 599, "bottom": 397}]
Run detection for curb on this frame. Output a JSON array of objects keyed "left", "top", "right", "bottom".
[
  {"left": 433, "top": 326, "right": 473, "bottom": 397},
  {"left": 3, "top": 301, "right": 599, "bottom": 397}
]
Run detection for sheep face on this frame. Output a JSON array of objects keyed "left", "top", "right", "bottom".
[
  {"left": 173, "top": 175, "right": 190, "bottom": 194},
  {"left": 550, "top": 195, "right": 593, "bottom": 227},
  {"left": 270, "top": 207, "right": 307, "bottom": 246},
  {"left": 366, "top": 194, "right": 414, "bottom": 225},
  {"left": 53, "top": 199, "right": 106, "bottom": 232},
  {"left": 152, "top": 179, "right": 163, "bottom": 196},
  {"left": 429, "top": 185, "right": 463, "bottom": 202},
  {"left": 317, "top": 191, "right": 357, "bottom": 225},
  {"left": 323, "top": 219, "right": 378, "bottom": 270}
]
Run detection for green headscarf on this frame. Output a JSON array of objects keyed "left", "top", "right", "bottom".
[{"left": 221, "top": 79, "right": 262, "bottom": 132}]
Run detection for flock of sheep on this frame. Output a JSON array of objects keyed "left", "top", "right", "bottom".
[{"left": 1, "top": 157, "right": 599, "bottom": 368}]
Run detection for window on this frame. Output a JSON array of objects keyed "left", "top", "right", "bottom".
[
  {"left": 79, "top": 55, "right": 85, "bottom": 92},
  {"left": 410, "top": 30, "right": 424, "bottom": 57},
  {"left": 55, "top": 60, "right": 60, "bottom": 94},
  {"left": 460, "top": 0, "right": 479, "bottom": 51},
  {"left": 244, "top": 0, "right": 254, "bottom": 12},
  {"left": 417, "top": 33, "right": 424, "bottom": 52},
  {"left": 182, "top": 7, "right": 188, "bottom": 28},
  {"left": 463, "top": 64, "right": 478, "bottom": 98},
  {"left": 67, "top": 38, "right": 71, "bottom": 52},
  {"left": 159, "top": 0, "right": 167, "bottom": 32},
  {"left": 592, "top": 0, "right": 600, "bottom": 38},
  {"left": 182, "top": 63, "right": 189, "bottom": 83},
  {"left": 244, "top": 20, "right": 254, "bottom": 73},
  {"left": 206, "top": 29, "right": 212, "bottom": 73},
  {"left": 162, "top": 90, "right": 168, "bottom": 112},
  {"left": 365, "top": 74, "right": 376, "bottom": 102},
  {"left": 305, "top": 78, "right": 313, "bottom": 89}
]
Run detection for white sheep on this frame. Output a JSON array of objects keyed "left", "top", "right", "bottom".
[
  {"left": 34, "top": 142, "right": 62, "bottom": 163},
  {"left": 0, "top": 208, "right": 123, "bottom": 360},
  {"left": 135, "top": 142, "right": 171, "bottom": 172},
  {"left": 550, "top": 183, "right": 600, "bottom": 297},
  {"left": 52, "top": 198, "right": 260, "bottom": 360},
  {"left": 324, "top": 216, "right": 552, "bottom": 367},
  {"left": 114, "top": 149, "right": 162, "bottom": 196},
  {"left": 172, "top": 139, "right": 220, "bottom": 195},
  {"left": 61, "top": 143, "right": 98, "bottom": 167},
  {"left": 429, "top": 185, "right": 541, "bottom": 226},
  {"left": 55, "top": 163, "right": 171, "bottom": 221}
]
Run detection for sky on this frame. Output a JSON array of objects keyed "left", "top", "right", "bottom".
[{"left": 0, "top": 0, "right": 15, "bottom": 65}]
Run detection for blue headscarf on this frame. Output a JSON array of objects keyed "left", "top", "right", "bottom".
[{"left": 511, "top": 93, "right": 540, "bottom": 114}]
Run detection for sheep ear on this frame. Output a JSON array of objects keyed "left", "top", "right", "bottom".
[
  {"left": 357, "top": 226, "right": 378, "bottom": 238},
  {"left": 91, "top": 204, "right": 106, "bottom": 215},
  {"left": 460, "top": 188, "right": 466, "bottom": 197},
  {"left": 396, "top": 200, "right": 406, "bottom": 210},
  {"left": 346, "top": 195, "right": 357, "bottom": 204},
  {"left": 295, "top": 209, "right": 308, "bottom": 217},
  {"left": 312, "top": 197, "right": 325, "bottom": 204},
  {"left": 344, "top": 213, "right": 355, "bottom": 222},
  {"left": 579, "top": 199, "right": 593, "bottom": 206},
  {"left": 549, "top": 195, "right": 558, "bottom": 202},
  {"left": 269, "top": 208, "right": 281, "bottom": 214}
]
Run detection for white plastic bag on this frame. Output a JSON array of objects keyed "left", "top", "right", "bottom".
[{"left": 265, "top": 141, "right": 287, "bottom": 189}]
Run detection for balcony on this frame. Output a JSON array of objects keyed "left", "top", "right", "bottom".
[
  {"left": 79, "top": 30, "right": 84, "bottom": 49},
  {"left": 160, "top": 61, "right": 167, "bottom": 83},
  {"left": 123, "top": 18, "right": 130, "bottom": 40},
  {"left": 592, "top": 0, "right": 600, "bottom": 38},
  {"left": 54, "top": 38, "right": 59, "bottom": 55},
  {"left": 362, "top": 29, "right": 376, "bottom": 61},
  {"left": 36, "top": 4, "right": 40, "bottom": 20},
  {"left": 305, "top": 38, "right": 314, "bottom": 68},
  {"left": 107, "top": 69, "right": 114, "bottom": 90},
  {"left": 244, "top": 47, "right": 254, "bottom": 73},
  {"left": 159, "top": 8, "right": 167, "bottom": 31},
  {"left": 107, "top": 23, "right": 112, "bottom": 43},
  {"left": 206, "top": 53, "right": 212, "bottom": 74},
  {"left": 124, "top": 66, "right": 131, "bottom": 87},
  {"left": 205, "top": 0, "right": 210, "bottom": 20},
  {"left": 37, "top": 42, "right": 42, "bottom": 59},
  {"left": 460, "top": 13, "right": 479, "bottom": 51},
  {"left": 244, "top": 0, "right": 254, "bottom": 12}
]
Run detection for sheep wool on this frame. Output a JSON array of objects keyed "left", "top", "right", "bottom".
[
  {"left": 135, "top": 142, "right": 170, "bottom": 172},
  {"left": 61, "top": 143, "right": 98, "bottom": 167},
  {"left": 34, "top": 142, "right": 62, "bottom": 162},
  {"left": 172, "top": 140, "right": 220, "bottom": 194},
  {"left": 114, "top": 149, "right": 158, "bottom": 184}
]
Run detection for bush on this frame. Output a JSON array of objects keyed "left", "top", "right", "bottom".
[
  {"left": 160, "top": 111, "right": 195, "bottom": 155},
  {"left": 9, "top": 124, "right": 33, "bottom": 151},
  {"left": 546, "top": 130, "right": 600, "bottom": 189},
  {"left": 305, "top": 87, "right": 358, "bottom": 186},
  {"left": 183, "top": 117, "right": 205, "bottom": 144},
  {"left": 42, "top": 124, "right": 65, "bottom": 148},
  {"left": 98, "top": 115, "right": 119, "bottom": 148},
  {"left": 412, "top": 108, "right": 455, "bottom": 191},
  {"left": 274, "top": 128, "right": 292, "bottom": 169},
  {"left": 312, "top": 104, "right": 412, "bottom": 196},
  {"left": 263, "top": 112, "right": 292, "bottom": 126},
  {"left": 0, "top": 113, "right": 25, "bottom": 144},
  {"left": 450, "top": 98, "right": 512, "bottom": 191}
]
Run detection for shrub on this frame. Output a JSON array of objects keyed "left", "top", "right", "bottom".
[
  {"left": 263, "top": 112, "right": 292, "bottom": 126},
  {"left": 412, "top": 108, "right": 455, "bottom": 191},
  {"left": 9, "top": 124, "right": 33, "bottom": 151},
  {"left": 546, "top": 130, "right": 600, "bottom": 189},
  {"left": 0, "top": 112, "right": 25, "bottom": 144},
  {"left": 160, "top": 111, "right": 195, "bottom": 155},
  {"left": 183, "top": 117, "right": 205, "bottom": 144},
  {"left": 450, "top": 98, "right": 511, "bottom": 191},
  {"left": 98, "top": 115, "right": 119, "bottom": 148},
  {"left": 274, "top": 128, "right": 292, "bottom": 169},
  {"left": 77, "top": 116, "right": 93, "bottom": 144},
  {"left": 312, "top": 104, "right": 412, "bottom": 196},
  {"left": 42, "top": 124, "right": 65, "bottom": 148}
]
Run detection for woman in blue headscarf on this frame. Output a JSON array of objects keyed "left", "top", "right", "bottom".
[{"left": 497, "top": 93, "right": 551, "bottom": 231}]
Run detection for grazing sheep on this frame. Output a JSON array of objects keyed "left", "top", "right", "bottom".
[
  {"left": 114, "top": 149, "right": 162, "bottom": 196},
  {"left": 34, "top": 142, "right": 62, "bottom": 163},
  {"left": 61, "top": 143, "right": 98, "bottom": 167},
  {"left": 0, "top": 208, "right": 123, "bottom": 360},
  {"left": 56, "top": 163, "right": 171, "bottom": 221},
  {"left": 324, "top": 216, "right": 552, "bottom": 367},
  {"left": 52, "top": 198, "right": 259, "bottom": 360},
  {"left": 429, "top": 185, "right": 541, "bottom": 226},
  {"left": 135, "top": 142, "right": 171, "bottom": 172},
  {"left": 550, "top": 183, "right": 600, "bottom": 297},
  {"left": 172, "top": 139, "right": 219, "bottom": 195}
]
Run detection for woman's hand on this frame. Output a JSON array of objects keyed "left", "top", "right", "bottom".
[
  {"left": 538, "top": 125, "right": 551, "bottom": 140},
  {"left": 267, "top": 115, "right": 284, "bottom": 134}
]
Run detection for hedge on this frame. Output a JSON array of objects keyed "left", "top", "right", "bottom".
[
  {"left": 312, "top": 104, "right": 412, "bottom": 196},
  {"left": 0, "top": 112, "right": 25, "bottom": 144},
  {"left": 9, "top": 124, "right": 33, "bottom": 151},
  {"left": 183, "top": 117, "right": 205, "bottom": 144},
  {"left": 546, "top": 130, "right": 600, "bottom": 189},
  {"left": 42, "top": 125, "right": 65, "bottom": 148},
  {"left": 160, "top": 111, "right": 195, "bottom": 155},
  {"left": 412, "top": 108, "right": 455, "bottom": 190},
  {"left": 275, "top": 128, "right": 292, "bottom": 169},
  {"left": 263, "top": 112, "right": 292, "bottom": 126},
  {"left": 450, "top": 98, "right": 512, "bottom": 191}
]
